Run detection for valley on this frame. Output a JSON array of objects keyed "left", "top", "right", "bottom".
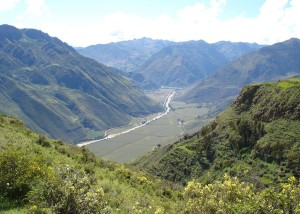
[
  {"left": 77, "top": 90, "right": 176, "bottom": 146},
  {"left": 80, "top": 88, "right": 211, "bottom": 162},
  {"left": 1, "top": 1, "right": 300, "bottom": 212},
  {"left": 1, "top": 24, "right": 300, "bottom": 213}
]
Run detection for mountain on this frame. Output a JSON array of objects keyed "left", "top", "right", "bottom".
[
  {"left": 113, "top": 68, "right": 159, "bottom": 90},
  {"left": 0, "top": 25, "right": 162, "bottom": 143},
  {"left": 212, "top": 41, "right": 264, "bottom": 61},
  {"left": 133, "top": 78, "right": 300, "bottom": 186},
  {"left": 76, "top": 37, "right": 174, "bottom": 72},
  {"left": 136, "top": 40, "right": 228, "bottom": 87},
  {"left": 77, "top": 39, "right": 263, "bottom": 89},
  {"left": 181, "top": 38, "right": 300, "bottom": 104}
]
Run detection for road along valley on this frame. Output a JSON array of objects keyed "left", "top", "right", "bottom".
[{"left": 78, "top": 88, "right": 211, "bottom": 162}]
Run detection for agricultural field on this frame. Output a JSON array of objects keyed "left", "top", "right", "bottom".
[{"left": 86, "top": 89, "right": 212, "bottom": 162}]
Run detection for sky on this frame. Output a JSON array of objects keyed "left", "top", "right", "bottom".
[{"left": 1, "top": 0, "right": 300, "bottom": 47}]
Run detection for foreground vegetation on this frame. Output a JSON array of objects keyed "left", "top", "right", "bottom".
[
  {"left": 1, "top": 121, "right": 300, "bottom": 213},
  {"left": 1, "top": 78, "right": 300, "bottom": 213},
  {"left": 0, "top": 115, "right": 184, "bottom": 213}
]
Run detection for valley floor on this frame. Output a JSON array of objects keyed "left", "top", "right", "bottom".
[{"left": 85, "top": 88, "right": 212, "bottom": 162}]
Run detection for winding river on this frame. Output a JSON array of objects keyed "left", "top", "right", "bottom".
[{"left": 77, "top": 91, "right": 176, "bottom": 147}]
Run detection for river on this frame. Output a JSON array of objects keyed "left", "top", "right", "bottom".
[{"left": 77, "top": 91, "right": 176, "bottom": 147}]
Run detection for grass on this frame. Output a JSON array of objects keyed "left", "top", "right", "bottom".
[
  {"left": 1, "top": 207, "right": 30, "bottom": 214},
  {"left": 260, "top": 177, "right": 273, "bottom": 185},
  {"left": 0, "top": 114, "right": 186, "bottom": 213},
  {"left": 276, "top": 78, "right": 300, "bottom": 89},
  {"left": 178, "top": 145, "right": 195, "bottom": 154},
  {"left": 85, "top": 130, "right": 106, "bottom": 139}
]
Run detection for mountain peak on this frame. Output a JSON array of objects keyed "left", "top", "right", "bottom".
[
  {"left": 0, "top": 24, "right": 53, "bottom": 44},
  {"left": 23, "top": 28, "right": 51, "bottom": 41},
  {"left": 283, "top": 37, "right": 300, "bottom": 46},
  {"left": 0, "top": 24, "right": 22, "bottom": 41}
]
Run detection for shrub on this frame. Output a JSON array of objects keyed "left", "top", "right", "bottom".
[
  {"left": 29, "top": 165, "right": 110, "bottom": 214},
  {"left": 0, "top": 148, "right": 46, "bottom": 203},
  {"left": 184, "top": 175, "right": 300, "bottom": 213},
  {"left": 35, "top": 134, "right": 51, "bottom": 147}
]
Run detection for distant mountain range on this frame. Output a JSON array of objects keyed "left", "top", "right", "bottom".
[
  {"left": 77, "top": 38, "right": 263, "bottom": 88},
  {"left": 212, "top": 41, "right": 264, "bottom": 61},
  {"left": 180, "top": 38, "right": 300, "bottom": 105},
  {"left": 136, "top": 40, "right": 228, "bottom": 87},
  {"left": 76, "top": 38, "right": 174, "bottom": 73},
  {"left": 0, "top": 25, "right": 162, "bottom": 143}
]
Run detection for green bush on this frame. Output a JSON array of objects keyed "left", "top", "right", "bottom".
[
  {"left": 35, "top": 134, "right": 51, "bottom": 147},
  {"left": 0, "top": 148, "right": 47, "bottom": 203},
  {"left": 29, "top": 165, "right": 110, "bottom": 214},
  {"left": 184, "top": 175, "right": 300, "bottom": 213}
]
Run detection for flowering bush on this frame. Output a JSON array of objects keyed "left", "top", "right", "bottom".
[
  {"left": 184, "top": 174, "right": 300, "bottom": 213},
  {"left": 0, "top": 149, "right": 47, "bottom": 202},
  {"left": 29, "top": 165, "right": 110, "bottom": 214}
]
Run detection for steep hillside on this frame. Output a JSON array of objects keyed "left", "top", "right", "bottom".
[
  {"left": 76, "top": 38, "right": 174, "bottom": 72},
  {"left": 113, "top": 68, "right": 159, "bottom": 90},
  {"left": 137, "top": 40, "right": 228, "bottom": 87},
  {"left": 134, "top": 78, "right": 300, "bottom": 187},
  {"left": 1, "top": 104, "right": 299, "bottom": 213},
  {"left": 0, "top": 25, "right": 162, "bottom": 143},
  {"left": 181, "top": 38, "right": 300, "bottom": 104},
  {"left": 0, "top": 114, "right": 185, "bottom": 213}
]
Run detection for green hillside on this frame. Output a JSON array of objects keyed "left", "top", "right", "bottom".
[
  {"left": 0, "top": 25, "right": 162, "bottom": 143},
  {"left": 1, "top": 79, "right": 300, "bottom": 213},
  {"left": 0, "top": 114, "right": 185, "bottom": 213},
  {"left": 134, "top": 78, "right": 300, "bottom": 187}
]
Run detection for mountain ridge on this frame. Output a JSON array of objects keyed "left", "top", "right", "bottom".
[
  {"left": 135, "top": 40, "right": 228, "bottom": 87},
  {"left": 76, "top": 38, "right": 264, "bottom": 88},
  {"left": 76, "top": 37, "right": 174, "bottom": 73},
  {"left": 180, "top": 38, "right": 300, "bottom": 105},
  {"left": 0, "top": 25, "right": 162, "bottom": 143}
]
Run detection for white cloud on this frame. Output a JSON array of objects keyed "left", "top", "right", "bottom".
[
  {"left": 25, "top": 0, "right": 49, "bottom": 17},
  {"left": 0, "top": 0, "right": 20, "bottom": 11},
  {"left": 171, "top": 0, "right": 300, "bottom": 45},
  {"left": 16, "top": 0, "right": 50, "bottom": 21},
  {"left": 78, "top": 0, "right": 227, "bottom": 45},
  {"left": 18, "top": 0, "right": 300, "bottom": 46},
  {"left": 159, "top": 0, "right": 300, "bottom": 45},
  {"left": 221, "top": 0, "right": 300, "bottom": 44}
]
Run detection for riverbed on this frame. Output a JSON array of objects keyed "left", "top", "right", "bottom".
[{"left": 77, "top": 91, "right": 176, "bottom": 147}]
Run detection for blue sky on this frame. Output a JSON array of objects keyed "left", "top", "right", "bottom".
[{"left": 1, "top": 0, "right": 299, "bottom": 46}]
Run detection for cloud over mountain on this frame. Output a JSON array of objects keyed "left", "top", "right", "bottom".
[{"left": 2, "top": 0, "right": 300, "bottom": 46}]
